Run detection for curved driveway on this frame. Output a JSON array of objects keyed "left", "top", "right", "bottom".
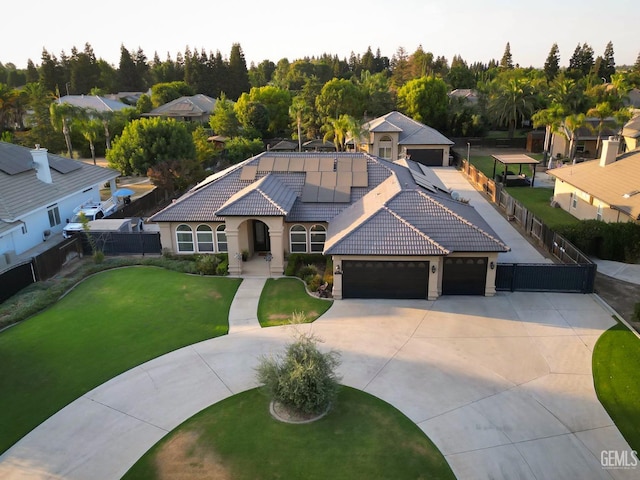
[{"left": 0, "top": 288, "right": 634, "bottom": 479}]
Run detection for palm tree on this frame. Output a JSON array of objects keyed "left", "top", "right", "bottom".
[
  {"left": 563, "top": 113, "right": 586, "bottom": 162},
  {"left": 50, "top": 102, "right": 79, "bottom": 158},
  {"left": 488, "top": 77, "right": 535, "bottom": 138},
  {"left": 532, "top": 103, "right": 565, "bottom": 167},
  {"left": 586, "top": 102, "right": 614, "bottom": 157},
  {"left": 76, "top": 115, "right": 103, "bottom": 165},
  {"left": 322, "top": 115, "right": 351, "bottom": 152},
  {"left": 289, "top": 97, "right": 309, "bottom": 152}
]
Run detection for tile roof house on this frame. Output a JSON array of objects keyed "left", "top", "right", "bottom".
[
  {"left": 622, "top": 113, "right": 640, "bottom": 152},
  {"left": 550, "top": 117, "right": 620, "bottom": 160},
  {"left": 57, "top": 95, "right": 133, "bottom": 113},
  {"left": 150, "top": 150, "right": 509, "bottom": 299},
  {"left": 143, "top": 94, "right": 216, "bottom": 123},
  {"left": 357, "top": 111, "right": 454, "bottom": 167},
  {"left": 548, "top": 137, "right": 640, "bottom": 223},
  {"left": 0, "top": 142, "right": 120, "bottom": 268}
]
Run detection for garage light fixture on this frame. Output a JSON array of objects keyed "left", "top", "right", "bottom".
[
  {"left": 335, "top": 265, "right": 342, "bottom": 275},
  {"left": 490, "top": 261, "right": 495, "bottom": 270},
  {"left": 431, "top": 265, "right": 437, "bottom": 274}
]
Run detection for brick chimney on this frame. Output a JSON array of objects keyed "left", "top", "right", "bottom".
[
  {"left": 599, "top": 137, "right": 619, "bottom": 167},
  {"left": 30, "top": 145, "right": 52, "bottom": 183}
]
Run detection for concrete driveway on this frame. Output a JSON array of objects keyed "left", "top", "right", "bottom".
[{"left": 0, "top": 292, "right": 634, "bottom": 479}]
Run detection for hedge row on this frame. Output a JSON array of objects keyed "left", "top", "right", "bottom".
[{"left": 556, "top": 220, "right": 640, "bottom": 263}]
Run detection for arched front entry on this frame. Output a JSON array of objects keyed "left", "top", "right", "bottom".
[{"left": 253, "top": 220, "right": 270, "bottom": 252}]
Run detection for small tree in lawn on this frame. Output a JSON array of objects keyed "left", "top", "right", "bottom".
[{"left": 256, "top": 316, "right": 341, "bottom": 416}]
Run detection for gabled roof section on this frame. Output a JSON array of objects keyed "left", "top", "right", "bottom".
[
  {"left": 548, "top": 149, "right": 640, "bottom": 219},
  {"left": 363, "top": 111, "right": 454, "bottom": 146},
  {"left": 324, "top": 175, "right": 509, "bottom": 256},
  {"left": 58, "top": 95, "right": 132, "bottom": 112},
  {"left": 216, "top": 174, "right": 296, "bottom": 216},
  {"left": 145, "top": 94, "right": 216, "bottom": 117},
  {"left": 0, "top": 142, "right": 120, "bottom": 222},
  {"left": 622, "top": 114, "right": 640, "bottom": 139}
]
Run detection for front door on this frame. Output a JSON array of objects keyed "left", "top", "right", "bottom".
[{"left": 253, "top": 220, "right": 270, "bottom": 252}]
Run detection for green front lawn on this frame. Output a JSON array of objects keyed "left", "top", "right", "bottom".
[
  {"left": 505, "top": 186, "right": 580, "bottom": 230},
  {"left": 122, "top": 386, "right": 455, "bottom": 480},
  {"left": 257, "top": 277, "right": 332, "bottom": 327},
  {"left": 0, "top": 267, "right": 241, "bottom": 454},
  {"left": 593, "top": 322, "right": 640, "bottom": 451}
]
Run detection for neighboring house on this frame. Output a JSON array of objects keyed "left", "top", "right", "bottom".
[
  {"left": 58, "top": 95, "right": 133, "bottom": 113},
  {"left": 448, "top": 88, "right": 479, "bottom": 105},
  {"left": 150, "top": 151, "right": 509, "bottom": 300},
  {"left": 550, "top": 117, "right": 620, "bottom": 160},
  {"left": 143, "top": 94, "right": 216, "bottom": 123},
  {"left": 548, "top": 137, "right": 640, "bottom": 224},
  {"left": 358, "top": 111, "right": 454, "bottom": 166},
  {"left": 622, "top": 113, "right": 640, "bottom": 152},
  {"left": 0, "top": 142, "right": 120, "bottom": 267}
]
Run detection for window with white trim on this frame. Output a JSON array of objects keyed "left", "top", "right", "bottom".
[
  {"left": 290, "top": 225, "right": 307, "bottom": 252},
  {"left": 176, "top": 224, "right": 194, "bottom": 252},
  {"left": 47, "top": 204, "right": 61, "bottom": 227},
  {"left": 216, "top": 225, "right": 228, "bottom": 252},
  {"left": 378, "top": 135, "right": 392, "bottom": 159},
  {"left": 596, "top": 204, "right": 603, "bottom": 221},
  {"left": 196, "top": 225, "right": 214, "bottom": 252},
  {"left": 310, "top": 224, "right": 326, "bottom": 252}
]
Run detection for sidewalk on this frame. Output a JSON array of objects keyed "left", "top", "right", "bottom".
[
  {"left": 227, "top": 277, "right": 265, "bottom": 334},
  {"left": 592, "top": 258, "right": 640, "bottom": 286}
]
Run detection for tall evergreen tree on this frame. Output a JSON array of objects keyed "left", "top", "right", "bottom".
[
  {"left": 634, "top": 52, "right": 640, "bottom": 72},
  {"left": 543, "top": 43, "right": 560, "bottom": 81},
  {"left": 118, "top": 46, "right": 138, "bottom": 91},
  {"left": 26, "top": 60, "right": 39, "bottom": 83},
  {"left": 600, "top": 41, "right": 615, "bottom": 81},
  {"left": 69, "top": 43, "right": 100, "bottom": 94},
  {"left": 227, "top": 43, "right": 250, "bottom": 100},
  {"left": 500, "top": 42, "right": 514, "bottom": 69}
]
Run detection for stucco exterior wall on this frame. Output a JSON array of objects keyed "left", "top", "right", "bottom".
[{"left": 552, "top": 179, "right": 634, "bottom": 223}]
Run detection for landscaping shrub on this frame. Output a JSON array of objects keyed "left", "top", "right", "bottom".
[
  {"left": 195, "top": 254, "right": 219, "bottom": 275},
  {"left": 255, "top": 325, "right": 341, "bottom": 415},
  {"left": 216, "top": 256, "right": 229, "bottom": 276},
  {"left": 556, "top": 220, "right": 640, "bottom": 263}
]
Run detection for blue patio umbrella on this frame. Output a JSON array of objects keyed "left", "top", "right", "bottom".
[{"left": 113, "top": 188, "right": 135, "bottom": 197}]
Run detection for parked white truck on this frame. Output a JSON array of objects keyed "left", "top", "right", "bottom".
[{"left": 62, "top": 197, "right": 119, "bottom": 238}]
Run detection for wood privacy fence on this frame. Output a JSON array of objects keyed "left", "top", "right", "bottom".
[{"left": 459, "top": 159, "right": 596, "bottom": 293}]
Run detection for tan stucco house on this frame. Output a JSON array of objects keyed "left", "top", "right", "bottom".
[
  {"left": 150, "top": 149, "right": 509, "bottom": 300},
  {"left": 143, "top": 94, "right": 216, "bottom": 123},
  {"left": 548, "top": 137, "right": 640, "bottom": 224},
  {"left": 355, "top": 111, "right": 454, "bottom": 166},
  {"left": 550, "top": 117, "right": 620, "bottom": 160}
]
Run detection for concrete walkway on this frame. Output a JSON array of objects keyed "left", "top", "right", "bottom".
[
  {"left": 592, "top": 258, "right": 640, "bottom": 286},
  {"left": 227, "top": 277, "right": 265, "bottom": 334},
  {"left": 0, "top": 286, "right": 635, "bottom": 479},
  {"left": 430, "top": 167, "right": 553, "bottom": 264}
]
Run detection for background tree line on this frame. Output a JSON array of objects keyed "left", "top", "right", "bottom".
[{"left": 1, "top": 41, "right": 639, "bottom": 192}]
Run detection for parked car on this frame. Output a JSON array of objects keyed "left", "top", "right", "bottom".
[{"left": 62, "top": 197, "right": 119, "bottom": 238}]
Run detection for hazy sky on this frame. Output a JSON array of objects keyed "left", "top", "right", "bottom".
[{"left": 3, "top": 0, "right": 638, "bottom": 70}]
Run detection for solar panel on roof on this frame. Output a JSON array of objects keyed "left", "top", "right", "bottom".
[
  {"left": 317, "top": 186, "right": 335, "bottom": 202},
  {"left": 336, "top": 172, "right": 353, "bottom": 186},
  {"left": 353, "top": 158, "right": 367, "bottom": 172},
  {"left": 240, "top": 165, "right": 258, "bottom": 181},
  {"left": 0, "top": 156, "right": 31, "bottom": 175},
  {"left": 336, "top": 158, "right": 352, "bottom": 172},
  {"left": 321, "top": 171, "right": 337, "bottom": 187},
  {"left": 306, "top": 171, "right": 322, "bottom": 186},
  {"left": 319, "top": 158, "right": 334, "bottom": 171},
  {"left": 411, "top": 171, "right": 437, "bottom": 193},
  {"left": 258, "top": 156, "right": 275, "bottom": 171},
  {"left": 289, "top": 158, "right": 305, "bottom": 171},
  {"left": 304, "top": 158, "right": 319, "bottom": 171},
  {"left": 352, "top": 171, "right": 368, "bottom": 187},
  {"left": 273, "top": 157, "right": 290, "bottom": 171},
  {"left": 301, "top": 184, "right": 319, "bottom": 202},
  {"left": 48, "top": 156, "right": 82, "bottom": 174},
  {"left": 334, "top": 184, "right": 351, "bottom": 202}
]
